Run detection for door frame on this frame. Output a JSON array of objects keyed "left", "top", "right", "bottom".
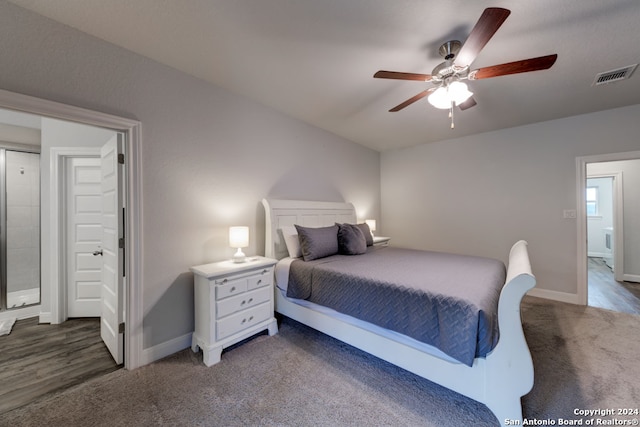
[
  {"left": 0, "top": 88, "right": 143, "bottom": 370},
  {"left": 576, "top": 150, "right": 640, "bottom": 306}
]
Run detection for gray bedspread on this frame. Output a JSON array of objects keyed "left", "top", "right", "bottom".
[{"left": 286, "top": 246, "right": 506, "bottom": 366}]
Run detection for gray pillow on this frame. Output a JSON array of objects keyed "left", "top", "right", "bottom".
[
  {"left": 294, "top": 224, "right": 339, "bottom": 261},
  {"left": 337, "top": 223, "right": 367, "bottom": 255},
  {"left": 355, "top": 223, "right": 374, "bottom": 246},
  {"left": 337, "top": 222, "right": 373, "bottom": 247}
]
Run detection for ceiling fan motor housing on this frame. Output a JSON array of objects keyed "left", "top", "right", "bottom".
[
  {"left": 432, "top": 40, "right": 470, "bottom": 83},
  {"left": 438, "top": 40, "right": 461, "bottom": 60}
]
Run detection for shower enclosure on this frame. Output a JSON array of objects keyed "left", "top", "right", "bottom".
[{"left": 0, "top": 149, "right": 40, "bottom": 311}]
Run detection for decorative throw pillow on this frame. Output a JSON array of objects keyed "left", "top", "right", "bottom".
[
  {"left": 337, "top": 223, "right": 367, "bottom": 255},
  {"left": 294, "top": 224, "right": 339, "bottom": 261},
  {"left": 281, "top": 226, "right": 302, "bottom": 258}
]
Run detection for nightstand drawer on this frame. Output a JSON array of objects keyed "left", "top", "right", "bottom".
[
  {"left": 216, "top": 286, "right": 271, "bottom": 319},
  {"left": 216, "top": 302, "right": 271, "bottom": 340},
  {"left": 215, "top": 277, "right": 248, "bottom": 300},
  {"left": 247, "top": 268, "right": 273, "bottom": 290}
]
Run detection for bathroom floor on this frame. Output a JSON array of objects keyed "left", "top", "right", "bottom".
[
  {"left": 0, "top": 317, "right": 120, "bottom": 414},
  {"left": 588, "top": 257, "right": 640, "bottom": 315}
]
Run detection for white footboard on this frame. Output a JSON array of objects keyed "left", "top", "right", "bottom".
[{"left": 483, "top": 240, "right": 536, "bottom": 425}]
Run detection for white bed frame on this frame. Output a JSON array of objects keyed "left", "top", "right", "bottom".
[{"left": 262, "top": 199, "right": 536, "bottom": 426}]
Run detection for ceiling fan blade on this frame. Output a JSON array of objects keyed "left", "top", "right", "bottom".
[
  {"left": 389, "top": 89, "right": 432, "bottom": 112},
  {"left": 454, "top": 7, "right": 511, "bottom": 68},
  {"left": 470, "top": 54, "right": 558, "bottom": 80},
  {"left": 458, "top": 96, "right": 477, "bottom": 111},
  {"left": 374, "top": 70, "right": 433, "bottom": 82}
]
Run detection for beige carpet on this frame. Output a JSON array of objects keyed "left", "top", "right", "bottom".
[{"left": 2, "top": 296, "right": 639, "bottom": 427}]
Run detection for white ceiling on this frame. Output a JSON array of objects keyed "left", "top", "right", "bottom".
[{"left": 8, "top": 0, "right": 640, "bottom": 151}]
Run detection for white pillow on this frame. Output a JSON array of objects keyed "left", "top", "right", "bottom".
[{"left": 281, "top": 226, "right": 302, "bottom": 258}]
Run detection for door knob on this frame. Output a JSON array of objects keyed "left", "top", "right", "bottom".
[{"left": 93, "top": 249, "right": 103, "bottom": 256}]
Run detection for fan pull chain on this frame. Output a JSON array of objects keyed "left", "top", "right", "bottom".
[{"left": 449, "top": 102, "right": 455, "bottom": 129}]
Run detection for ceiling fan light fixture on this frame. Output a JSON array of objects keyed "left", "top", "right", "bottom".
[
  {"left": 427, "top": 86, "right": 451, "bottom": 109},
  {"left": 449, "top": 81, "right": 474, "bottom": 105},
  {"left": 427, "top": 81, "right": 473, "bottom": 109}
]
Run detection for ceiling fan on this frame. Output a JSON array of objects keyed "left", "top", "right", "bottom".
[{"left": 374, "top": 7, "right": 557, "bottom": 127}]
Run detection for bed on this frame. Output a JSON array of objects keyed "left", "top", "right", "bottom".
[{"left": 262, "top": 199, "right": 536, "bottom": 426}]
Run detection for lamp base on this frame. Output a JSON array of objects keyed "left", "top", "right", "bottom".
[{"left": 232, "top": 248, "right": 246, "bottom": 263}]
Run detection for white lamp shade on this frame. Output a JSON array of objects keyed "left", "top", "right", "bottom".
[
  {"left": 427, "top": 86, "right": 451, "bottom": 109},
  {"left": 448, "top": 81, "right": 473, "bottom": 105},
  {"left": 229, "top": 226, "right": 249, "bottom": 248},
  {"left": 428, "top": 81, "right": 473, "bottom": 109},
  {"left": 365, "top": 219, "right": 376, "bottom": 232}
]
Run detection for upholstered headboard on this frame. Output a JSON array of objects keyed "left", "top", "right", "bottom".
[{"left": 262, "top": 199, "right": 357, "bottom": 260}]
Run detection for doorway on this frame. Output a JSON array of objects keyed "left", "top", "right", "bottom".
[
  {"left": 0, "top": 88, "right": 142, "bottom": 369},
  {"left": 578, "top": 152, "right": 640, "bottom": 315}
]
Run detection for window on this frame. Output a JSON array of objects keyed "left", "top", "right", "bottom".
[{"left": 586, "top": 186, "right": 598, "bottom": 216}]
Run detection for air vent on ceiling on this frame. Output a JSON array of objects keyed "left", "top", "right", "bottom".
[{"left": 592, "top": 64, "right": 637, "bottom": 86}]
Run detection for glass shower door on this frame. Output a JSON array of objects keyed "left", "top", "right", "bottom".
[{"left": 4, "top": 150, "right": 40, "bottom": 308}]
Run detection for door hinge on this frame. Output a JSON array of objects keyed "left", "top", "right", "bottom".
[
  {"left": 118, "top": 153, "right": 125, "bottom": 164},
  {"left": 118, "top": 323, "right": 125, "bottom": 334},
  {"left": 119, "top": 238, "right": 125, "bottom": 249}
]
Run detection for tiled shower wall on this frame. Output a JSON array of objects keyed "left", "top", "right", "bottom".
[{"left": 6, "top": 151, "right": 40, "bottom": 297}]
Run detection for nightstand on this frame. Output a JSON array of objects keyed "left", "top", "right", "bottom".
[
  {"left": 373, "top": 236, "right": 390, "bottom": 246},
  {"left": 190, "top": 256, "right": 278, "bottom": 366}
]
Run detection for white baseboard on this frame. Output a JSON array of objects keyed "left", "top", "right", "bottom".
[
  {"left": 39, "top": 311, "right": 52, "bottom": 324},
  {"left": 526, "top": 287, "right": 581, "bottom": 305},
  {"left": 623, "top": 274, "right": 640, "bottom": 283},
  {"left": 587, "top": 252, "right": 607, "bottom": 258},
  {"left": 140, "top": 332, "right": 193, "bottom": 366}
]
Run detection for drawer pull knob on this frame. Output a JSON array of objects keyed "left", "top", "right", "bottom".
[
  {"left": 257, "top": 279, "right": 262, "bottom": 285},
  {"left": 248, "top": 298, "right": 253, "bottom": 303},
  {"left": 249, "top": 316, "right": 254, "bottom": 321},
  {"left": 230, "top": 286, "right": 236, "bottom": 292},
  {"left": 242, "top": 318, "right": 247, "bottom": 324},
  {"left": 222, "top": 279, "right": 228, "bottom": 283},
  {"left": 241, "top": 300, "right": 246, "bottom": 306},
  {"left": 262, "top": 269, "right": 267, "bottom": 274}
]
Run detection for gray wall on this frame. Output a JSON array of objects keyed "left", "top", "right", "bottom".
[
  {"left": 0, "top": 2, "right": 381, "bottom": 349},
  {"left": 381, "top": 104, "right": 640, "bottom": 296}
]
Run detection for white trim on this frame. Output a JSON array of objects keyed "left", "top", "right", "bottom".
[
  {"left": 140, "top": 332, "right": 192, "bottom": 366},
  {"left": 576, "top": 150, "right": 640, "bottom": 306},
  {"left": 526, "top": 287, "right": 581, "bottom": 305},
  {"left": 38, "top": 311, "right": 52, "bottom": 324},
  {"left": 0, "top": 88, "right": 144, "bottom": 370},
  {"left": 588, "top": 252, "right": 608, "bottom": 258},
  {"left": 50, "top": 147, "right": 101, "bottom": 325},
  {"left": 623, "top": 274, "right": 640, "bottom": 283}
]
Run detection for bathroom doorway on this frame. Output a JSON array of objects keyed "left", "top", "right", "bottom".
[{"left": 584, "top": 159, "right": 640, "bottom": 315}]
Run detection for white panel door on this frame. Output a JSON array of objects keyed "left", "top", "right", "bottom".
[
  {"left": 100, "top": 135, "right": 124, "bottom": 364},
  {"left": 66, "top": 157, "right": 102, "bottom": 317}
]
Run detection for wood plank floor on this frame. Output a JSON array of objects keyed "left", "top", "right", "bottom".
[
  {"left": 588, "top": 257, "right": 640, "bottom": 315},
  {"left": 0, "top": 317, "right": 121, "bottom": 414}
]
